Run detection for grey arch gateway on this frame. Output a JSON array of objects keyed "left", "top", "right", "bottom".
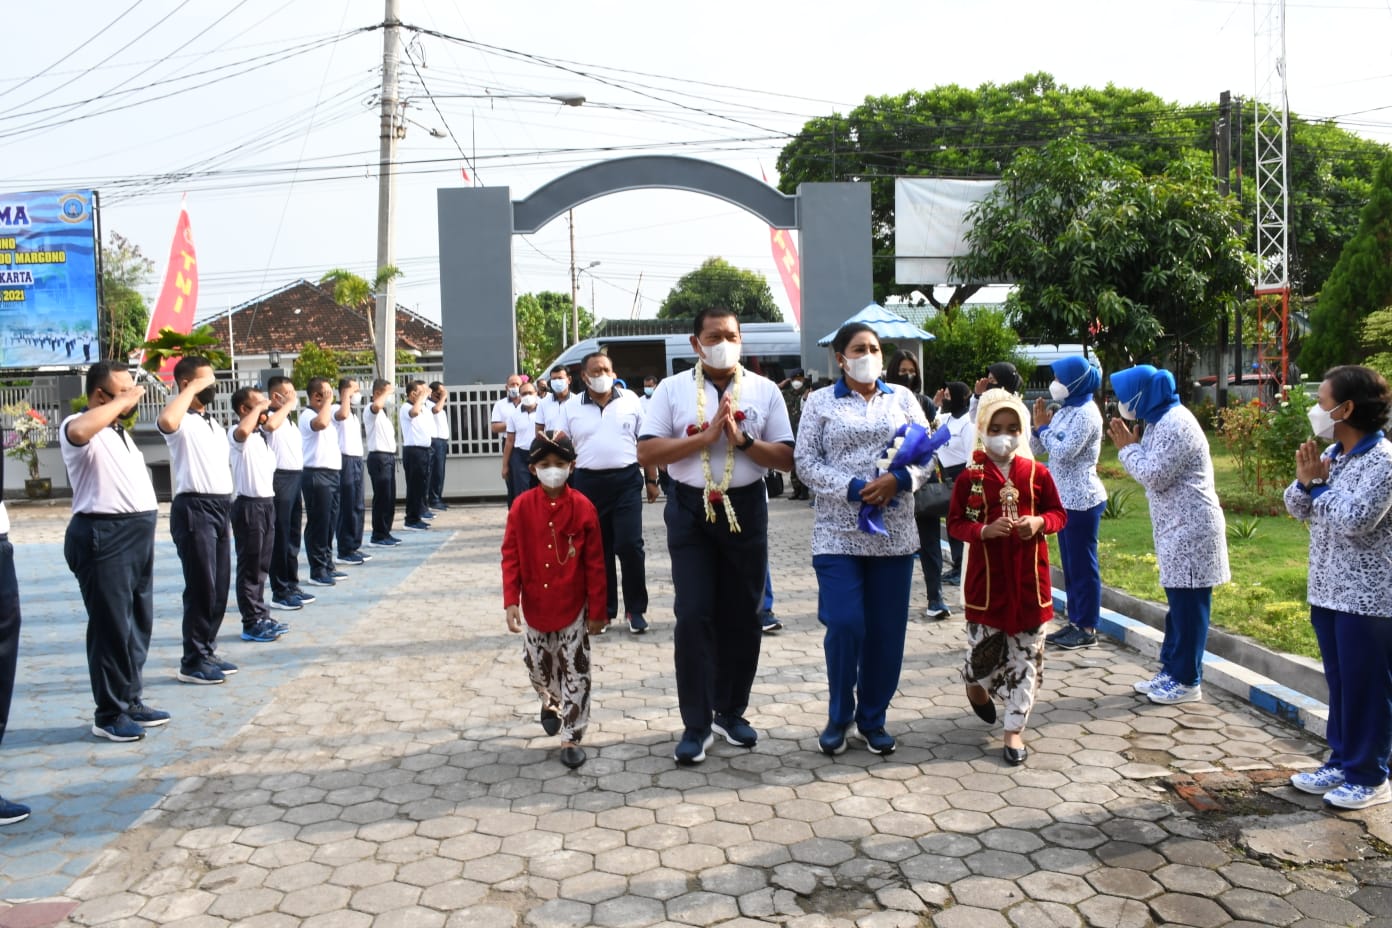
[{"left": 437, "top": 155, "right": 871, "bottom": 382}]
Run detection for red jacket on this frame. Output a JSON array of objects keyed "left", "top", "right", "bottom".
[
  {"left": 501, "top": 485, "right": 607, "bottom": 632},
  {"left": 946, "top": 452, "right": 1067, "bottom": 634}
]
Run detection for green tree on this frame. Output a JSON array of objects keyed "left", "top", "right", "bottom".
[
  {"left": 1359, "top": 307, "right": 1392, "bottom": 383},
  {"left": 1300, "top": 156, "right": 1392, "bottom": 376},
  {"left": 515, "top": 291, "right": 594, "bottom": 375},
  {"left": 318, "top": 266, "right": 403, "bottom": 380},
  {"left": 139, "top": 324, "right": 230, "bottom": 373},
  {"left": 919, "top": 306, "right": 1034, "bottom": 396},
  {"left": 291, "top": 341, "right": 340, "bottom": 389},
  {"left": 100, "top": 232, "right": 154, "bottom": 360},
  {"left": 952, "top": 138, "right": 1247, "bottom": 380},
  {"left": 657, "top": 257, "right": 783, "bottom": 323}
]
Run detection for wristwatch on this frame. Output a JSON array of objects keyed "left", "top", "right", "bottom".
[
  {"left": 1306, "top": 477, "right": 1326, "bottom": 490},
  {"left": 738, "top": 431, "right": 756, "bottom": 451},
  {"left": 645, "top": 478, "right": 659, "bottom": 486}
]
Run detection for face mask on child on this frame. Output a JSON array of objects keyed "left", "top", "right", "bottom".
[
  {"left": 984, "top": 434, "right": 1020, "bottom": 458},
  {"left": 536, "top": 466, "right": 570, "bottom": 489}
]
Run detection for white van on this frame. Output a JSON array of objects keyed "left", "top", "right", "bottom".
[{"left": 540, "top": 322, "right": 803, "bottom": 385}]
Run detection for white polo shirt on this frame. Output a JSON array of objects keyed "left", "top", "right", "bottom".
[
  {"left": 299, "top": 410, "right": 342, "bottom": 470},
  {"left": 640, "top": 365, "right": 794, "bottom": 489},
  {"left": 229, "top": 426, "right": 276, "bottom": 499},
  {"left": 490, "top": 396, "right": 514, "bottom": 431},
  {"left": 506, "top": 404, "right": 538, "bottom": 452},
  {"left": 332, "top": 405, "right": 364, "bottom": 457},
  {"left": 568, "top": 387, "right": 644, "bottom": 471},
  {"left": 162, "top": 410, "right": 234, "bottom": 496},
  {"left": 364, "top": 405, "right": 397, "bottom": 453},
  {"left": 0, "top": 501, "right": 7, "bottom": 535},
  {"left": 60, "top": 416, "right": 158, "bottom": 514},
  {"left": 537, "top": 393, "right": 576, "bottom": 435},
  {"left": 399, "top": 404, "right": 434, "bottom": 448},
  {"left": 265, "top": 419, "right": 303, "bottom": 471},
  {"left": 433, "top": 403, "right": 451, "bottom": 442}
]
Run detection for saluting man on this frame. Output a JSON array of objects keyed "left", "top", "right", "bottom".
[
  {"left": 638, "top": 307, "right": 794, "bottom": 765},
  {"left": 567, "top": 351, "right": 660, "bottom": 634}
]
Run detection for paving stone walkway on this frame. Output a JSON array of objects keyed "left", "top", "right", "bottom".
[{"left": 3, "top": 497, "right": 1392, "bottom": 927}]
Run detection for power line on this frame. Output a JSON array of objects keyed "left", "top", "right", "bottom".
[{"left": 0, "top": 0, "right": 147, "bottom": 104}]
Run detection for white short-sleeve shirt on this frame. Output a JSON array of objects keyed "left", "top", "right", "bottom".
[
  {"left": 332, "top": 405, "right": 364, "bottom": 457},
  {"left": 265, "top": 419, "right": 303, "bottom": 471},
  {"left": 229, "top": 426, "right": 276, "bottom": 499},
  {"left": 433, "top": 402, "right": 451, "bottom": 441},
  {"left": 364, "top": 405, "right": 397, "bottom": 453},
  {"left": 568, "top": 388, "right": 644, "bottom": 470},
  {"left": 640, "top": 366, "right": 794, "bottom": 489},
  {"left": 399, "top": 404, "right": 434, "bottom": 447},
  {"left": 60, "top": 415, "right": 158, "bottom": 514},
  {"left": 161, "top": 411, "right": 234, "bottom": 496},
  {"left": 299, "top": 411, "right": 342, "bottom": 470},
  {"left": 537, "top": 393, "right": 577, "bottom": 435},
  {"left": 507, "top": 404, "right": 538, "bottom": 452},
  {"left": 490, "top": 396, "right": 513, "bottom": 429}
]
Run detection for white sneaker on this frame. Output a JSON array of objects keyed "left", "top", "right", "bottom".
[
  {"left": 1291, "top": 765, "right": 1346, "bottom": 795},
  {"left": 1133, "top": 671, "right": 1172, "bottom": 696},
  {"left": 1147, "top": 678, "right": 1202, "bottom": 705},
  {"left": 1324, "top": 781, "right": 1392, "bottom": 810}
]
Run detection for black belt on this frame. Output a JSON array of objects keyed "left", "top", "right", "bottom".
[
  {"left": 577, "top": 463, "right": 639, "bottom": 476},
  {"left": 175, "top": 492, "right": 232, "bottom": 500},
  {"left": 74, "top": 510, "right": 157, "bottom": 521},
  {"left": 671, "top": 480, "right": 764, "bottom": 499}
]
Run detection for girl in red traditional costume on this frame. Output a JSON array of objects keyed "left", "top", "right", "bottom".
[{"left": 947, "top": 389, "right": 1067, "bottom": 766}]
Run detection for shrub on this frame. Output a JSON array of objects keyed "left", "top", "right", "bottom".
[
  {"left": 1103, "top": 486, "right": 1137, "bottom": 520},
  {"left": 1214, "top": 400, "right": 1264, "bottom": 491},
  {"left": 1256, "top": 384, "right": 1314, "bottom": 490}
]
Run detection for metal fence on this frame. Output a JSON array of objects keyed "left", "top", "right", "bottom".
[{"left": 0, "top": 381, "right": 64, "bottom": 443}]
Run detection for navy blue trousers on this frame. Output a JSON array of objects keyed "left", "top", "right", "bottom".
[
  {"left": 270, "top": 469, "right": 303, "bottom": 598},
  {"left": 232, "top": 496, "right": 275, "bottom": 629},
  {"left": 814, "top": 553, "right": 916, "bottom": 732},
  {"left": 366, "top": 451, "right": 397, "bottom": 542},
  {"left": 0, "top": 535, "right": 19, "bottom": 744},
  {"left": 65, "top": 512, "right": 157, "bottom": 725},
  {"left": 301, "top": 468, "right": 340, "bottom": 579},
  {"left": 1312, "top": 605, "right": 1392, "bottom": 787},
  {"left": 506, "top": 447, "right": 535, "bottom": 508},
  {"left": 572, "top": 464, "right": 649, "bottom": 619},
  {"left": 337, "top": 454, "right": 365, "bottom": 556},
  {"left": 170, "top": 494, "right": 232, "bottom": 673},
  {"left": 429, "top": 437, "right": 447, "bottom": 506},
  {"left": 667, "top": 482, "right": 767, "bottom": 733},
  {"left": 1160, "top": 586, "right": 1212, "bottom": 687},
  {"left": 762, "top": 565, "right": 774, "bottom": 613},
  {"left": 1059, "top": 501, "right": 1105, "bottom": 629},
  {"left": 402, "top": 446, "right": 430, "bottom": 523}
]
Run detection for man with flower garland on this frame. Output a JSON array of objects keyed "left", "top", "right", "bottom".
[{"left": 638, "top": 307, "right": 795, "bottom": 764}]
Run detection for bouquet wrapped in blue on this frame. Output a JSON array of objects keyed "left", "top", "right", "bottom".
[{"left": 858, "top": 422, "right": 952, "bottom": 536}]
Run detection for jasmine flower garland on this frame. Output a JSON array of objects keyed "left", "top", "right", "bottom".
[{"left": 692, "top": 361, "right": 742, "bottom": 531}]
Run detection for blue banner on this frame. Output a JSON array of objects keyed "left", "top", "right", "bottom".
[{"left": 0, "top": 188, "right": 100, "bottom": 369}]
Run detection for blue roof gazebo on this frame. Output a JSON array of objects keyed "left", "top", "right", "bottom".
[{"left": 817, "top": 303, "right": 934, "bottom": 346}]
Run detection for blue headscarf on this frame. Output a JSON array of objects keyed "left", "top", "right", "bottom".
[
  {"left": 1052, "top": 355, "right": 1101, "bottom": 408},
  {"left": 1109, "top": 365, "right": 1181, "bottom": 424}
]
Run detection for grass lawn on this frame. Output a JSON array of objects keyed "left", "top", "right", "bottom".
[{"left": 1050, "top": 439, "right": 1316, "bottom": 659}]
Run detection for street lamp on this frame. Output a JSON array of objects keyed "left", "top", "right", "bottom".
[
  {"left": 428, "top": 91, "right": 586, "bottom": 107},
  {"left": 578, "top": 262, "right": 601, "bottom": 327},
  {"left": 572, "top": 260, "right": 600, "bottom": 346}
]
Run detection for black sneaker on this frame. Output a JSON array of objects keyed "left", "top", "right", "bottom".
[{"left": 1050, "top": 625, "right": 1099, "bottom": 650}]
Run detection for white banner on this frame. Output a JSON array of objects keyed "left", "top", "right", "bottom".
[{"left": 894, "top": 178, "right": 1003, "bottom": 285}]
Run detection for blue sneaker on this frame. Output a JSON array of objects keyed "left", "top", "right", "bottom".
[
  {"left": 307, "top": 574, "right": 336, "bottom": 587},
  {"left": 92, "top": 715, "right": 145, "bottom": 741},
  {"left": 0, "top": 796, "right": 30, "bottom": 825},
  {"left": 858, "top": 727, "right": 897, "bottom": 755},
  {"left": 370, "top": 536, "right": 402, "bottom": 546},
  {"left": 270, "top": 595, "right": 302, "bottom": 611},
  {"left": 421, "top": 510, "right": 436, "bottom": 520},
  {"left": 271, "top": 621, "right": 291, "bottom": 635},
  {"left": 355, "top": 551, "right": 372, "bottom": 561},
  {"left": 176, "top": 663, "right": 225, "bottom": 685},
  {"left": 241, "top": 620, "right": 281, "bottom": 643},
  {"left": 403, "top": 521, "right": 431, "bottom": 531},
  {"left": 211, "top": 657, "right": 239, "bottom": 676},
  {"left": 819, "top": 722, "right": 849, "bottom": 756},
  {"left": 339, "top": 552, "right": 366, "bottom": 566},
  {"left": 432, "top": 501, "right": 450, "bottom": 510},
  {"left": 759, "top": 611, "right": 783, "bottom": 633},
  {"left": 291, "top": 590, "right": 315, "bottom": 604},
  {"left": 128, "top": 703, "right": 171, "bottom": 727},
  {"left": 712, "top": 714, "right": 757, "bottom": 748},
  {"left": 330, "top": 570, "right": 349, "bottom": 581},
  {"left": 673, "top": 730, "right": 714, "bottom": 765},
  {"left": 627, "top": 612, "right": 648, "bottom": 635}
]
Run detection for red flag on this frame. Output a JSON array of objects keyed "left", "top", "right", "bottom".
[
  {"left": 143, "top": 199, "right": 199, "bottom": 380},
  {"left": 761, "top": 168, "right": 801, "bottom": 325}
]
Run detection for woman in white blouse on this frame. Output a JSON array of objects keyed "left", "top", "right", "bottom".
[
  {"left": 1285, "top": 366, "right": 1392, "bottom": 811},
  {"left": 795, "top": 323, "right": 930, "bottom": 757}
]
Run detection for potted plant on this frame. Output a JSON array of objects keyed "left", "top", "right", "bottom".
[{"left": 3, "top": 403, "right": 51, "bottom": 498}]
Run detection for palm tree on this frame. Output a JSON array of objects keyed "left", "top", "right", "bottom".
[{"left": 319, "top": 266, "right": 403, "bottom": 380}]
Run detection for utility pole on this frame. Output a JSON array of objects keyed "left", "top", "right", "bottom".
[
  {"left": 568, "top": 209, "right": 578, "bottom": 347},
  {"left": 373, "top": 0, "right": 400, "bottom": 385},
  {"left": 1215, "top": 90, "right": 1232, "bottom": 409}
]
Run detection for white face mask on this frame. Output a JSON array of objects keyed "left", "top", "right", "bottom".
[
  {"left": 349, "top": 393, "right": 363, "bottom": 407},
  {"left": 791, "top": 380, "right": 804, "bottom": 391},
  {"left": 643, "top": 386, "right": 654, "bottom": 397},
  {"left": 1117, "top": 399, "right": 1137, "bottom": 421},
  {"left": 520, "top": 395, "right": 537, "bottom": 410},
  {"left": 984, "top": 434, "right": 1020, "bottom": 458},
  {"left": 587, "top": 374, "right": 615, "bottom": 395},
  {"left": 701, "top": 340, "right": 741, "bottom": 370},
  {"left": 842, "top": 353, "right": 883, "bottom": 385},
  {"left": 536, "top": 466, "right": 570, "bottom": 489},
  {"left": 379, "top": 394, "right": 395, "bottom": 408},
  {"left": 1049, "top": 381, "right": 1070, "bottom": 402},
  {"left": 507, "top": 387, "right": 520, "bottom": 399},
  {"left": 550, "top": 379, "right": 568, "bottom": 395},
  {"left": 1308, "top": 402, "right": 1343, "bottom": 440}
]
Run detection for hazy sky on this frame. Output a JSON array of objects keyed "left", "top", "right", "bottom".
[{"left": 5, "top": 0, "right": 1390, "bottom": 327}]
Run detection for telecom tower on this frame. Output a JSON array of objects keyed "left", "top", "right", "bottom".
[{"left": 1253, "top": 0, "right": 1291, "bottom": 395}]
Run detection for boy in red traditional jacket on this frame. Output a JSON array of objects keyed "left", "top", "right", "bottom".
[
  {"left": 502, "top": 435, "right": 608, "bottom": 769},
  {"left": 947, "top": 389, "right": 1067, "bottom": 767}
]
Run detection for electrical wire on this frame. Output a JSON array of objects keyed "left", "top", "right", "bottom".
[{"left": 0, "top": 0, "right": 147, "bottom": 103}]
